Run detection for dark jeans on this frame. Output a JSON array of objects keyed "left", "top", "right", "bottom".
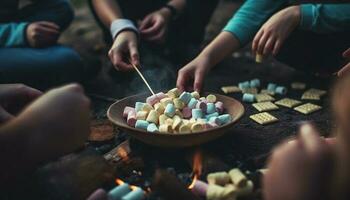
[
  {"left": 277, "top": 30, "right": 350, "bottom": 74},
  {"left": 0, "top": 0, "right": 84, "bottom": 89},
  {"left": 88, "top": 0, "right": 218, "bottom": 46}
]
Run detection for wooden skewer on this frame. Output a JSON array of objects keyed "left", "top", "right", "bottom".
[{"left": 129, "top": 60, "right": 155, "bottom": 95}]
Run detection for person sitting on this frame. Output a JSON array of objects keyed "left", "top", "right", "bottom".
[
  {"left": 176, "top": 1, "right": 350, "bottom": 92},
  {"left": 0, "top": 83, "right": 90, "bottom": 185},
  {"left": 0, "top": 0, "right": 84, "bottom": 89}
]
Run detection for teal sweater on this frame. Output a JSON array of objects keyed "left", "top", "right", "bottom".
[{"left": 223, "top": 1, "right": 350, "bottom": 46}]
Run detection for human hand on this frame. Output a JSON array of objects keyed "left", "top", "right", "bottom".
[
  {"left": 252, "top": 6, "right": 301, "bottom": 57},
  {"left": 176, "top": 56, "right": 211, "bottom": 92},
  {"left": 139, "top": 8, "right": 172, "bottom": 44},
  {"left": 263, "top": 124, "right": 334, "bottom": 200},
  {"left": 0, "top": 84, "right": 42, "bottom": 123},
  {"left": 108, "top": 31, "right": 139, "bottom": 71},
  {"left": 336, "top": 48, "right": 350, "bottom": 77},
  {"left": 17, "top": 84, "right": 90, "bottom": 159},
  {"left": 26, "top": 21, "right": 60, "bottom": 48}
]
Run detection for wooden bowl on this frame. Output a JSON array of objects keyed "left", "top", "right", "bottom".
[{"left": 107, "top": 93, "right": 244, "bottom": 148}]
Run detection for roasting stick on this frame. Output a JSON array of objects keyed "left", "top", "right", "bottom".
[{"left": 129, "top": 60, "right": 155, "bottom": 95}]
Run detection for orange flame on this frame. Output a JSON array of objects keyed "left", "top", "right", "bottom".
[
  {"left": 115, "top": 179, "right": 125, "bottom": 185},
  {"left": 188, "top": 150, "right": 202, "bottom": 189}
]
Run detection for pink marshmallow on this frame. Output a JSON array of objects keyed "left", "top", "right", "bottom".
[
  {"left": 204, "top": 123, "right": 213, "bottom": 130},
  {"left": 146, "top": 95, "right": 159, "bottom": 106},
  {"left": 127, "top": 110, "right": 137, "bottom": 127},
  {"left": 123, "top": 106, "right": 135, "bottom": 118},
  {"left": 182, "top": 107, "right": 192, "bottom": 119},
  {"left": 215, "top": 101, "right": 224, "bottom": 114},
  {"left": 156, "top": 92, "right": 167, "bottom": 100},
  {"left": 86, "top": 189, "right": 108, "bottom": 200},
  {"left": 209, "top": 121, "right": 219, "bottom": 128},
  {"left": 191, "top": 179, "right": 208, "bottom": 197},
  {"left": 196, "top": 101, "right": 207, "bottom": 113}
]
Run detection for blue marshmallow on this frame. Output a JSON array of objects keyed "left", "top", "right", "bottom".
[
  {"left": 206, "top": 103, "right": 216, "bottom": 114},
  {"left": 147, "top": 123, "right": 159, "bottom": 133},
  {"left": 267, "top": 83, "right": 277, "bottom": 92},
  {"left": 238, "top": 81, "right": 250, "bottom": 90},
  {"left": 135, "top": 120, "right": 149, "bottom": 130},
  {"left": 164, "top": 103, "right": 176, "bottom": 117},
  {"left": 206, "top": 112, "right": 219, "bottom": 120},
  {"left": 275, "top": 86, "right": 287, "bottom": 95},
  {"left": 188, "top": 98, "right": 198, "bottom": 109},
  {"left": 250, "top": 79, "right": 261, "bottom": 88},
  {"left": 209, "top": 116, "right": 222, "bottom": 125},
  {"left": 192, "top": 109, "right": 203, "bottom": 119},
  {"left": 135, "top": 102, "right": 145, "bottom": 112},
  {"left": 242, "top": 93, "right": 255, "bottom": 103},
  {"left": 218, "top": 114, "right": 232, "bottom": 125},
  {"left": 179, "top": 92, "right": 192, "bottom": 104}
]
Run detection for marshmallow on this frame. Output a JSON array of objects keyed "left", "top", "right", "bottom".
[
  {"left": 179, "top": 124, "right": 191, "bottom": 133},
  {"left": 159, "top": 124, "right": 171, "bottom": 133},
  {"left": 199, "top": 97, "right": 207, "bottom": 103},
  {"left": 172, "top": 115, "right": 183, "bottom": 130},
  {"left": 229, "top": 168, "right": 247, "bottom": 187},
  {"left": 256, "top": 54, "right": 263, "bottom": 63},
  {"left": 238, "top": 81, "right": 250, "bottom": 90},
  {"left": 160, "top": 97, "right": 173, "bottom": 107},
  {"left": 206, "top": 184, "right": 236, "bottom": 200},
  {"left": 135, "top": 102, "right": 145, "bottom": 112},
  {"left": 275, "top": 86, "right": 287, "bottom": 95},
  {"left": 192, "top": 109, "right": 203, "bottom": 119},
  {"left": 209, "top": 116, "right": 221, "bottom": 125},
  {"left": 242, "top": 93, "right": 255, "bottom": 103},
  {"left": 204, "top": 123, "right": 214, "bottom": 130},
  {"left": 175, "top": 109, "right": 183, "bottom": 118},
  {"left": 165, "top": 118, "right": 174, "bottom": 126},
  {"left": 146, "top": 110, "right": 159, "bottom": 124},
  {"left": 206, "top": 103, "right": 216, "bottom": 114},
  {"left": 209, "top": 121, "right": 219, "bottom": 128},
  {"left": 188, "top": 98, "right": 198, "bottom": 109},
  {"left": 179, "top": 92, "right": 192, "bottom": 104},
  {"left": 127, "top": 111, "right": 137, "bottom": 127},
  {"left": 142, "top": 103, "right": 153, "bottom": 113},
  {"left": 196, "top": 101, "right": 207, "bottom": 113},
  {"left": 218, "top": 114, "right": 232, "bottom": 125},
  {"left": 191, "top": 179, "right": 208, "bottom": 197},
  {"left": 206, "top": 112, "right": 219, "bottom": 120},
  {"left": 164, "top": 104, "right": 176, "bottom": 118},
  {"left": 236, "top": 180, "right": 254, "bottom": 196},
  {"left": 215, "top": 101, "right": 224, "bottom": 114},
  {"left": 191, "top": 122, "right": 203, "bottom": 132},
  {"left": 191, "top": 91, "right": 200, "bottom": 99},
  {"left": 123, "top": 106, "right": 135, "bottom": 118},
  {"left": 173, "top": 98, "right": 185, "bottom": 109},
  {"left": 154, "top": 102, "right": 165, "bottom": 114},
  {"left": 159, "top": 114, "right": 168, "bottom": 125},
  {"left": 147, "top": 123, "right": 159, "bottom": 133},
  {"left": 167, "top": 88, "right": 180, "bottom": 98},
  {"left": 136, "top": 111, "right": 148, "bottom": 120},
  {"left": 267, "top": 83, "right": 277, "bottom": 92},
  {"left": 206, "top": 94, "right": 217, "bottom": 103},
  {"left": 135, "top": 120, "right": 149, "bottom": 130},
  {"left": 197, "top": 118, "right": 207, "bottom": 124},
  {"left": 250, "top": 78, "right": 261, "bottom": 88},
  {"left": 182, "top": 107, "right": 192, "bottom": 119},
  {"left": 207, "top": 172, "right": 231, "bottom": 186},
  {"left": 156, "top": 92, "right": 167, "bottom": 100},
  {"left": 146, "top": 95, "right": 159, "bottom": 106}
]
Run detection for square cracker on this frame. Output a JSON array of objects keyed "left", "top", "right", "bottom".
[
  {"left": 291, "top": 82, "right": 306, "bottom": 90},
  {"left": 260, "top": 89, "right": 275, "bottom": 96},
  {"left": 221, "top": 86, "right": 241, "bottom": 94},
  {"left": 242, "top": 87, "right": 258, "bottom": 94},
  {"left": 252, "top": 102, "right": 279, "bottom": 112},
  {"left": 305, "top": 88, "right": 327, "bottom": 96},
  {"left": 301, "top": 92, "right": 321, "bottom": 100},
  {"left": 275, "top": 98, "right": 302, "bottom": 108},
  {"left": 250, "top": 112, "right": 278, "bottom": 125},
  {"left": 255, "top": 94, "right": 275, "bottom": 102},
  {"left": 294, "top": 103, "right": 322, "bottom": 114}
]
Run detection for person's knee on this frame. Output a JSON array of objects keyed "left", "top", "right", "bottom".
[{"left": 52, "top": 47, "right": 84, "bottom": 81}]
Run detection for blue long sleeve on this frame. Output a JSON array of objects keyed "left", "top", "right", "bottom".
[
  {"left": 0, "top": 22, "right": 28, "bottom": 47},
  {"left": 300, "top": 4, "right": 350, "bottom": 33},
  {"left": 223, "top": 0, "right": 287, "bottom": 46}
]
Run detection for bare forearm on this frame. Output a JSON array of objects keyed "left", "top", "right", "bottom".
[
  {"left": 167, "top": 0, "right": 186, "bottom": 13},
  {"left": 200, "top": 32, "right": 241, "bottom": 68},
  {"left": 92, "top": 0, "right": 124, "bottom": 27}
]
